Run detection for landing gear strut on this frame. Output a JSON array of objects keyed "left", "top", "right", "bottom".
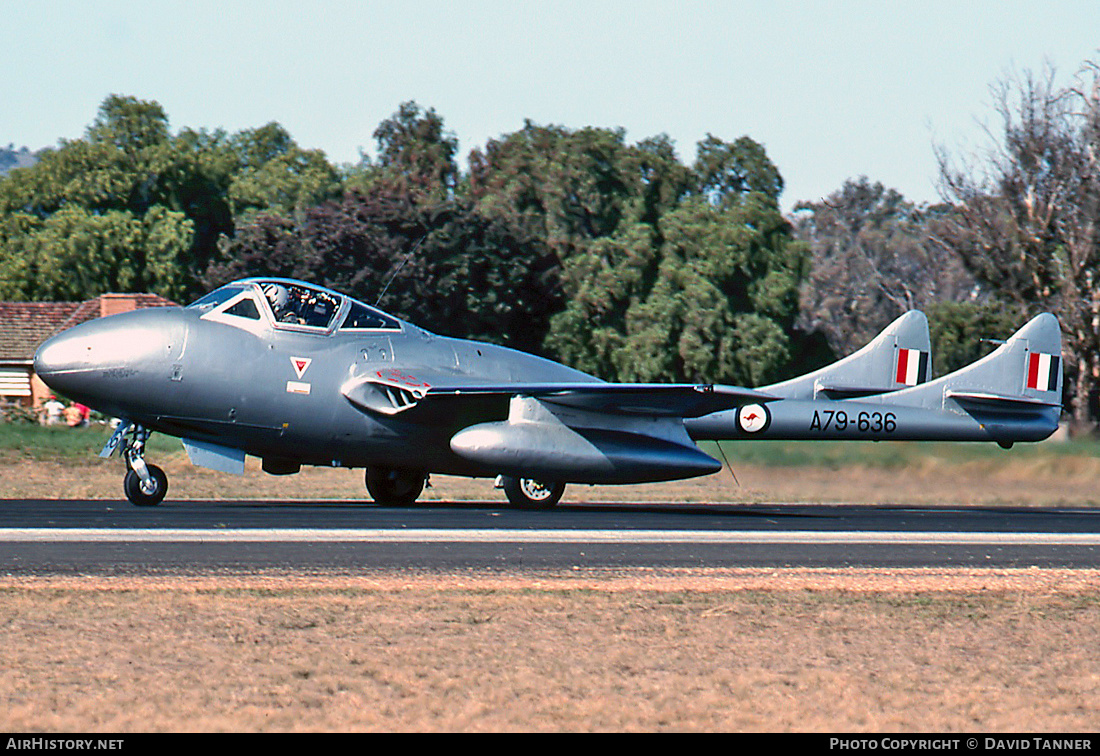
[{"left": 105, "top": 422, "right": 169, "bottom": 506}]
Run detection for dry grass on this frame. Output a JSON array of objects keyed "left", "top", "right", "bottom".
[
  {"left": 4, "top": 445, "right": 1100, "bottom": 506},
  {"left": 2, "top": 570, "right": 1100, "bottom": 732}
]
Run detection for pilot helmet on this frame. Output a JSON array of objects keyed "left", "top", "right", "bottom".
[{"left": 263, "top": 283, "right": 289, "bottom": 311}]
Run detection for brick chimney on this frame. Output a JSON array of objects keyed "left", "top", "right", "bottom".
[{"left": 99, "top": 294, "right": 140, "bottom": 318}]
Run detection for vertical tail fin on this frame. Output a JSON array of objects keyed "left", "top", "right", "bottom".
[
  {"left": 889, "top": 312, "right": 1063, "bottom": 410},
  {"left": 878, "top": 312, "right": 1062, "bottom": 444},
  {"left": 764, "top": 310, "right": 931, "bottom": 399}
]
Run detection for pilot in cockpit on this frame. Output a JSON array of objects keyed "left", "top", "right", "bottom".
[
  {"left": 262, "top": 282, "right": 340, "bottom": 328},
  {"left": 263, "top": 283, "right": 293, "bottom": 322}
]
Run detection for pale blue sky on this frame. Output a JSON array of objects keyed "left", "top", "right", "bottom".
[{"left": 3, "top": 1, "right": 1098, "bottom": 210}]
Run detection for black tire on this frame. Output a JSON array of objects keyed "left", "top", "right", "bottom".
[
  {"left": 365, "top": 467, "right": 425, "bottom": 507},
  {"left": 501, "top": 476, "right": 565, "bottom": 509},
  {"left": 123, "top": 464, "right": 168, "bottom": 507}
]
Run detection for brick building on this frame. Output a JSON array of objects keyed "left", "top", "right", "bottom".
[{"left": 0, "top": 293, "right": 176, "bottom": 408}]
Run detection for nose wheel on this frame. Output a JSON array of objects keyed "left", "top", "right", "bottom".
[
  {"left": 105, "top": 422, "right": 169, "bottom": 506},
  {"left": 123, "top": 464, "right": 168, "bottom": 506}
]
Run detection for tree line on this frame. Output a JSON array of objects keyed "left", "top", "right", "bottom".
[{"left": 1, "top": 58, "right": 1098, "bottom": 430}]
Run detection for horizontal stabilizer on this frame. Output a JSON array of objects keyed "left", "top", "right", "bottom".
[
  {"left": 815, "top": 384, "right": 900, "bottom": 399},
  {"left": 945, "top": 390, "right": 1062, "bottom": 410}
]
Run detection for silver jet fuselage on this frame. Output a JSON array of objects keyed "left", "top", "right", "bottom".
[{"left": 32, "top": 278, "right": 1065, "bottom": 509}]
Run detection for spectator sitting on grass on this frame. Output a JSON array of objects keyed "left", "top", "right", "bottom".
[{"left": 41, "top": 395, "right": 64, "bottom": 426}]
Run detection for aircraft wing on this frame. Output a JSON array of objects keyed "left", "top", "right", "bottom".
[
  {"left": 426, "top": 382, "right": 774, "bottom": 417},
  {"left": 342, "top": 378, "right": 775, "bottom": 418}
]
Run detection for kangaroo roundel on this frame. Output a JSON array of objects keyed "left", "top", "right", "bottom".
[{"left": 737, "top": 404, "right": 770, "bottom": 433}]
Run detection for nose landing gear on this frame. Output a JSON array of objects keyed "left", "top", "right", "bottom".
[{"left": 103, "top": 421, "right": 169, "bottom": 506}]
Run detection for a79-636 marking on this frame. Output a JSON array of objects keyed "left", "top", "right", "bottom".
[{"left": 810, "top": 409, "right": 897, "bottom": 433}]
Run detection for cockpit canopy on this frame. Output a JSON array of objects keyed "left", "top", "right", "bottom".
[{"left": 188, "top": 279, "right": 403, "bottom": 334}]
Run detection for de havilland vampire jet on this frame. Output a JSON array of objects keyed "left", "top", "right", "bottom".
[{"left": 33, "top": 277, "right": 1064, "bottom": 507}]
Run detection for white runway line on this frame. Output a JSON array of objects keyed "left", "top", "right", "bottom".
[{"left": 3, "top": 529, "right": 1100, "bottom": 545}]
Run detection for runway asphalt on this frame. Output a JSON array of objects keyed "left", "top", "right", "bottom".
[{"left": 4, "top": 498, "right": 1100, "bottom": 573}]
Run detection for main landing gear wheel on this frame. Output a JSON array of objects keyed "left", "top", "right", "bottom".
[
  {"left": 123, "top": 464, "right": 168, "bottom": 507},
  {"left": 501, "top": 476, "right": 565, "bottom": 509},
  {"left": 365, "top": 467, "right": 426, "bottom": 507}
]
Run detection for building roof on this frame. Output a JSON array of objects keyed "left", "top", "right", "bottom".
[{"left": 0, "top": 294, "right": 177, "bottom": 362}]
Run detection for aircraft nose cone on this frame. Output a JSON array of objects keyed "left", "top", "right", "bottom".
[
  {"left": 34, "top": 329, "right": 91, "bottom": 381},
  {"left": 33, "top": 308, "right": 186, "bottom": 411}
]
